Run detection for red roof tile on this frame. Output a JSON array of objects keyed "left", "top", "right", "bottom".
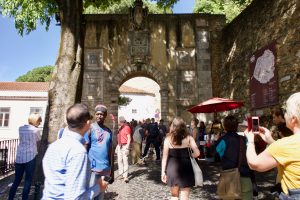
[
  {"left": 0, "top": 82, "right": 154, "bottom": 95},
  {"left": 119, "top": 85, "right": 154, "bottom": 96},
  {"left": 0, "top": 82, "right": 49, "bottom": 92}
]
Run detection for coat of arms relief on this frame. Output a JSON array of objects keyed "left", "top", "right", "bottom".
[{"left": 128, "top": 0, "right": 149, "bottom": 64}]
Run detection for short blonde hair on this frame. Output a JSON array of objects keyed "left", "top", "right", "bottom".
[
  {"left": 285, "top": 92, "right": 300, "bottom": 123},
  {"left": 28, "top": 113, "right": 42, "bottom": 125}
]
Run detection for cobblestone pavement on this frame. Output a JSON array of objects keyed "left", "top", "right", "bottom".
[
  {"left": 0, "top": 154, "right": 276, "bottom": 200},
  {"left": 105, "top": 155, "right": 276, "bottom": 200}
]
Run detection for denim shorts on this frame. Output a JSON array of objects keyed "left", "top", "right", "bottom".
[{"left": 279, "top": 189, "right": 300, "bottom": 200}]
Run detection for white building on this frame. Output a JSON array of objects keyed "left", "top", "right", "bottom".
[
  {"left": 0, "top": 82, "right": 159, "bottom": 139},
  {"left": 0, "top": 82, "right": 48, "bottom": 139},
  {"left": 118, "top": 85, "right": 159, "bottom": 122}
]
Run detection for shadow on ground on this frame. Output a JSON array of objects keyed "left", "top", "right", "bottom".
[{"left": 0, "top": 152, "right": 277, "bottom": 200}]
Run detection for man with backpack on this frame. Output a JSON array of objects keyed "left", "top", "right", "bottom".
[
  {"left": 84, "top": 104, "right": 113, "bottom": 200},
  {"left": 142, "top": 118, "right": 161, "bottom": 161}
]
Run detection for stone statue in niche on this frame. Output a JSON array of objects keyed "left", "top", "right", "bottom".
[{"left": 129, "top": 0, "right": 148, "bottom": 31}]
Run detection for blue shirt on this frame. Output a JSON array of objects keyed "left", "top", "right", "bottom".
[
  {"left": 16, "top": 124, "right": 41, "bottom": 163},
  {"left": 84, "top": 123, "right": 112, "bottom": 172},
  {"left": 42, "top": 129, "right": 100, "bottom": 200}
]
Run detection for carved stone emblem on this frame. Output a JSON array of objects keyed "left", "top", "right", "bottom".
[
  {"left": 128, "top": 31, "right": 149, "bottom": 63},
  {"left": 129, "top": 0, "right": 148, "bottom": 31}
]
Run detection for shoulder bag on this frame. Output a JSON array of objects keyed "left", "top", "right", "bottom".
[
  {"left": 188, "top": 137, "right": 203, "bottom": 187},
  {"left": 217, "top": 136, "right": 243, "bottom": 199}
]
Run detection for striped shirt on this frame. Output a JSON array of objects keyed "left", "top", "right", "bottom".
[
  {"left": 42, "top": 129, "right": 100, "bottom": 200},
  {"left": 16, "top": 124, "right": 41, "bottom": 163}
]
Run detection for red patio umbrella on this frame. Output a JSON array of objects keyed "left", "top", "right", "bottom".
[{"left": 188, "top": 97, "right": 244, "bottom": 113}]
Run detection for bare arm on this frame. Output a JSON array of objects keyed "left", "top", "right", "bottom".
[
  {"left": 161, "top": 137, "right": 170, "bottom": 183},
  {"left": 192, "top": 128, "right": 197, "bottom": 141},
  {"left": 126, "top": 133, "right": 131, "bottom": 149},
  {"left": 189, "top": 136, "right": 200, "bottom": 158},
  {"left": 257, "top": 127, "right": 275, "bottom": 144},
  {"left": 245, "top": 128, "right": 277, "bottom": 172},
  {"left": 246, "top": 143, "right": 277, "bottom": 171}
]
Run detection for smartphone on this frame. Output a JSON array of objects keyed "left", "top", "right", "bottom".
[
  {"left": 103, "top": 176, "right": 113, "bottom": 184},
  {"left": 247, "top": 117, "right": 252, "bottom": 132},
  {"left": 252, "top": 116, "right": 259, "bottom": 133}
]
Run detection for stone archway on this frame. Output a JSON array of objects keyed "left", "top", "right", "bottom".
[
  {"left": 82, "top": 3, "right": 225, "bottom": 127},
  {"left": 109, "top": 63, "right": 169, "bottom": 122}
]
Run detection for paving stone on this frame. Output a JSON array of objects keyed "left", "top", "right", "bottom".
[
  {"left": 0, "top": 156, "right": 276, "bottom": 200},
  {"left": 104, "top": 156, "right": 275, "bottom": 200}
]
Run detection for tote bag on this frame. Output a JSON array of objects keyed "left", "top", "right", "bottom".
[
  {"left": 217, "top": 167, "right": 241, "bottom": 199},
  {"left": 188, "top": 137, "right": 203, "bottom": 187},
  {"left": 190, "top": 155, "right": 203, "bottom": 187}
]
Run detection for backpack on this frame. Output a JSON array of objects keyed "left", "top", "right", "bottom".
[{"left": 148, "top": 123, "right": 159, "bottom": 138}]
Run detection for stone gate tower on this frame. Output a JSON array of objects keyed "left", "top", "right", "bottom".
[{"left": 82, "top": 0, "right": 225, "bottom": 124}]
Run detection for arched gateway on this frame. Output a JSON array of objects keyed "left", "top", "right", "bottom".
[{"left": 81, "top": 0, "right": 225, "bottom": 125}]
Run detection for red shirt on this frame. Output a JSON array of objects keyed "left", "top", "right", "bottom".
[{"left": 118, "top": 124, "right": 131, "bottom": 145}]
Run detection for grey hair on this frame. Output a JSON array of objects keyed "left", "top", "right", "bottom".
[{"left": 286, "top": 92, "right": 300, "bottom": 122}]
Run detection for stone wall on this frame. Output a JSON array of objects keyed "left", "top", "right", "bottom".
[
  {"left": 221, "top": 0, "right": 300, "bottom": 117},
  {"left": 83, "top": 11, "right": 225, "bottom": 123}
]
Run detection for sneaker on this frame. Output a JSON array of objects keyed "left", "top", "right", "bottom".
[{"left": 124, "top": 178, "right": 129, "bottom": 183}]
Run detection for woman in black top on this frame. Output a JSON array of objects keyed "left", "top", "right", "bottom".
[{"left": 161, "top": 117, "right": 200, "bottom": 200}]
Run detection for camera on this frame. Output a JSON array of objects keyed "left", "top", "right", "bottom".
[{"left": 247, "top": 116, "right": 259, "bottom": 133}]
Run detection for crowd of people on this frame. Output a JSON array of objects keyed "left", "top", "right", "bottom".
[{"left": 8, "top": 91, "right": 300, "bottom": 200}]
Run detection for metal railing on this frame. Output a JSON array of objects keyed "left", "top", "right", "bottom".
[{"left": 0, "top": 139, "right": 19, "bottom": 176}]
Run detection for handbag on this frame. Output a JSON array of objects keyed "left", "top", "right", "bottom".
[
  {"left": 217, "top": 137, "right": 243, "bottom": 199},
  {"left": 188, "top": 137, "right": 203, "bottom": 187}
]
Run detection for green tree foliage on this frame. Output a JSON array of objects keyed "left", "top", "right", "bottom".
[
  {"left": 194, "top": 0, "right": 252, "bottom": 22},
  {"left": 0, "top": 0, "right": 173, "bottom": 36},
  {"left": 16, "top": 65, "right": 54, "bottom": 82},
  {"left": 0, "top": 0, "right": 58, "bottom": 35},
  {"left": 84, "top": 0, "right": 172, "bottom": 14},
  {"left": 0, "top": 0, "right": 120, "bottom": 36},
  {"left": 118, "top": 96, "right": 132, "bottom": 106}
]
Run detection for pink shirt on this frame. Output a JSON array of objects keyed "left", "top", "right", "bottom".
[{"left": 118, "top": 124, "right": 131, "bottom": 145}]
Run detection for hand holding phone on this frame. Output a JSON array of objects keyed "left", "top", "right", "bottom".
[
  {"left": 257, "top": 126, "right": 275, "bottom": 144},
  {"left": 247, "top": 116, "right": 259, "bottom": 133}
]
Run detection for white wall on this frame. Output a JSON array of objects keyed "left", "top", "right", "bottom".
[
  {"left": 118, "top": 93, "right": 158, "bottom": 122},
  {"left": 0, "top": 91, "right": 47, "bottom": 139}
]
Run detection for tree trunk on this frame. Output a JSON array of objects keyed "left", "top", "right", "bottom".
[
  {"left": 48, "top": 0, "right": 84, "bottom": 143},
  {"left": 34, "top": 0, "right": 84, "bottom": 185}
]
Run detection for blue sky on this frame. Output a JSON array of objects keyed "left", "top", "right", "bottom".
[{"left": 0, "top": 0, "right": 195, "bottom": 82}]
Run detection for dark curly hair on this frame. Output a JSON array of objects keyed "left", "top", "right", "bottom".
[{"left": 169, "top": 117, "right": 188, "bottom": 145}]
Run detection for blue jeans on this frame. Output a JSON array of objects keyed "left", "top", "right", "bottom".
[
  {"left": 279, "top": 189, "right": 300, "bottom": 200},
  {"left": 8, "top": 157, "right": 36, "bottom": 200}
]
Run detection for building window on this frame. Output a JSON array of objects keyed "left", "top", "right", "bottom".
[
  {"left": 30, "top": 107, "right": 43, "bottom": 115},
  {"left": 0, "top": 107, "right": 10, "bottom": 127},
  {"left": 132, "top": 109, "right": 137, "bottom": 114}
]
